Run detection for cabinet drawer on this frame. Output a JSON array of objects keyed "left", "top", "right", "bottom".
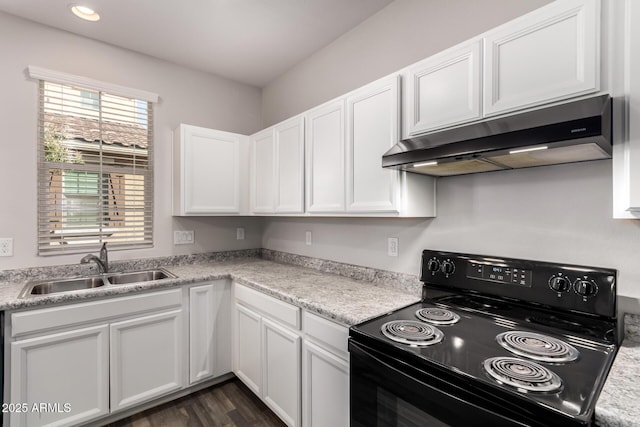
[
  {"left": 235, "top": 284, "right": 300, "bottom": 330},
  {"left": 303, "top": 311, "right": 348, "bottom": 359},
  {"left": 11, "top": 289, "right": 183, "bottom": 338}
]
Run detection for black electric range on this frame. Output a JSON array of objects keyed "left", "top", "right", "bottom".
[{"left": 349, "top": 250, "right": 618, "bottom": 427}]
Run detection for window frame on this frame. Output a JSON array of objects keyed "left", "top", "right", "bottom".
[{"left": 31, "top": 67, "right": 158, "bottom": 255}]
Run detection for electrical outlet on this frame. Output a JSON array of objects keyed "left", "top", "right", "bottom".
[
  {"left": 0, "top": 238, "right": 13, "bottom": 256},
  {"left": 388, "top": 237, "right": 399, "bottom": 257},
  {"left": 174, "top": 230, "right": 194, "bottom": 245},
  {"left": 305, "top": 231, "right": 312, "bottom": 246},
  {"left": 236, "top": 227, "right": 245, "bottom": 240}
]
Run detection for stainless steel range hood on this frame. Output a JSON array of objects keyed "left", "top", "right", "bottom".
[{"left": 382, "top": 95, "right": 612, "bottom": 176}]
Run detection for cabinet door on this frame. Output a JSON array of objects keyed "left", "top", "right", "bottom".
[
  {"left": 483, "top": 0, "right": 599, "bottom": 116},
  {"left": 174, "top": 125, "right": 243, "bottom": 214},
  {"left": 346, "top": 75, "right": 401, "bottom": 213},
  {"left": 274, "top": 116, "right": 305, "bottom": 213},
  {"left": 189, "top": 282, "right": 231, "bottom": 384},
  {"left": 405, "top": 40, "right": 482, "bottom": 135},
  {"left": 110, "top": 310, "right": 185, "bottom": 412},
  {"left": 10, "top": 325, "right": 109, "bottom": 427},
  {"left": 234, "top": 303, "right": 262, "bottom": 396},
  {"left": 302, "top": 341, "right": 349, "bottom": 427},
  {"left": 305, "top": 101, "right": 345, "bottom": 212},
  {"left": 612, "top": 0, "right": 640, "bottom": 218},
  {"left": 251, "top": 128, "right": 276, "bottom": 213},
  {"left": 262, "top": 318, "right": 301, "bottom": 427}
]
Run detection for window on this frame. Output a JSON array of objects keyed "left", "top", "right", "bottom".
[{"left": 37, "top": 79, "right": 154, "bottom": 255}]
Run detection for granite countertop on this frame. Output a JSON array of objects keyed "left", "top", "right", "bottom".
[
  {"left": 595, "top": 313, "right": 640, "bottom": 427},
  {"left": 3, "top": 251, "right": 639, "bottom": 423},
  {"left": 0, "top": 252, "right": 421, "bottom": 326}
]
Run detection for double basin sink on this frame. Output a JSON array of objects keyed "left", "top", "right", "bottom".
[{"left": 20, "top": 269, "right": 177, "bottom": 298}]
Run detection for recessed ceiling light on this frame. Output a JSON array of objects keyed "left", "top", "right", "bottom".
[{"left": 70, "top": 4, "right": 100, "bottom": 22}]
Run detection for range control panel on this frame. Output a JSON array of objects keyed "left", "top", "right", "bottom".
[
  {"left": 420, "top": 250, "right": 617, "bottom": 318},
  {"left": 466, "top": 262, "right": 533, "bottom": 287}
]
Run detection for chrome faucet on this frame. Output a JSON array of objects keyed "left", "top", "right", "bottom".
[{"left": 80, "top": 243, "right": 109, "bottom": 274}]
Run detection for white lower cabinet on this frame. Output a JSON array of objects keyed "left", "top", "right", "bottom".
[
  {"left": 235, "top": 303, "right": 263, "bottom": 396},
  {"left": 263, "top": 318, "right": 301, "bottom": 427},
  {"left": 10, "top": 325, "right": 110, "bottom": 427},
  {"left": 8, "top": 282, "right": 348, "bottom": 427},
  {"left": 233, "top": 284, "right": 349, "bottom": 427},
  {"left": 302, "top": 311, "right": 349, "bottom": 427},
  {"left": 110, "top": 310, "right": 185, "bottom": 412},
  {"left": 6, "top": 285, "right": 235, "bottom": 427},
  {"left": 233, "top": 284, "right": 302, "bottom": 427},
  {"left": 302, "top": 341, "right": 349, "bottom": 427},
  {"left": 189, "top": 282, "right": 232, "bottom": 384}
]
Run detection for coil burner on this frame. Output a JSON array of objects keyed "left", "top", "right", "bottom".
[
  {"left": 381, "top": 320, "right": 444, "bottom": 347},
  {"left": 415, "top": 308, "right": 461, "bottom": 325},
  {"left": 483, "top": 357, "right": 563, "bottom": 393},
  {"left": 497, "top": 331, "right": 579, "bottom": 363}
]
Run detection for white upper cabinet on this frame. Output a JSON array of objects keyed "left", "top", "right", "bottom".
[
  {"left": 305, "top": 76, "right": 435, "bottom": 217},
  {"left": 173, "top": 124, "right": 249, "bottom": 215},
  {"left": 483, "top": 0, "right": 600, "bottom": 116},
  {"left": 250, "top": 116, "right": 305, "bottom": 214},
  {"left": 274, "top": 116, "right": 305, "bottom": 213},
  {"left": 250, "top": 128, "right": 276, "bottom": 213},
  {"left": 346, "top": 75, "right": 401, "bottom": 213},
  {"left": 611, "top": 0, "right": 640, "bottom": 218},
  {"left": 305, "top": 101, "right": 346, "bottom": 213},
  {"left": 404, "top": 40, "right": 482, "bottom": 136}
]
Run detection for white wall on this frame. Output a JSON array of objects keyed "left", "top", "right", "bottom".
[
  {"left": 260, "top": 0, "right": 640, "bottom": 306},
  {"left": 0, "top": 12, "right": 264, "bottom": 269},
  {"left": 262, "top": 0, "right": 551, "bottom": 126},
  {"left": 263, "top": 161, "right": 640, "bottom": 301}
]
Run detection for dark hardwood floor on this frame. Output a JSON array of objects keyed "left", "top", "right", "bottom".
[{"left": 105, "top": 378, "right": 286, "bottom": 427}]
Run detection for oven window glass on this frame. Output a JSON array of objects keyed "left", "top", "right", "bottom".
[{"left": 377, "top": 387, "right": 448, "bottom": 427}]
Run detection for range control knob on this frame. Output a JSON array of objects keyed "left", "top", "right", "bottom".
[
  {"left": 427, "top": 258, "right": 441, "bottom": 273},
  {"left": 549, "top": 275, "right": 571, "bottom": 292},
  {"left": 574, "top": 279, "right": 598, "bottom": 297},
  {"left": 441, "top": 260, "right": 456, "bottom": 275}
]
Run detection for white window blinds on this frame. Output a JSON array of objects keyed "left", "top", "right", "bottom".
[{"left": 37, "top": 79, "right": 154, "bottom": 255}]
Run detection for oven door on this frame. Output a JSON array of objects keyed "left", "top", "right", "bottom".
[{"left": 349, "top": 339, "right": 531, "bottom": 427}]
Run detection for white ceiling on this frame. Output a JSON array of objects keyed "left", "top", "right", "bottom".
[{"left": 0, "top": 0, "right": 394, "bottom": 87}]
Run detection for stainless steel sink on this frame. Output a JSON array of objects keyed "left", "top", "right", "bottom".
[
  {"left": 21, "top": 277, "right": 106, "bottom": 298},
  {"left": 105, "top": 269, "right": 176, "bottom": 285},
  {"left": 19, "top": 268, "right": 177, "bottom": 298}
]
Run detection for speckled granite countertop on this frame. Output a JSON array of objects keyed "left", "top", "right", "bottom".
[
  {"left": 595, "top": 313, "right": 640, "bottom": 427},
  {"left": 0, "top": 250, "right": 421, "bottom": 326}
]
